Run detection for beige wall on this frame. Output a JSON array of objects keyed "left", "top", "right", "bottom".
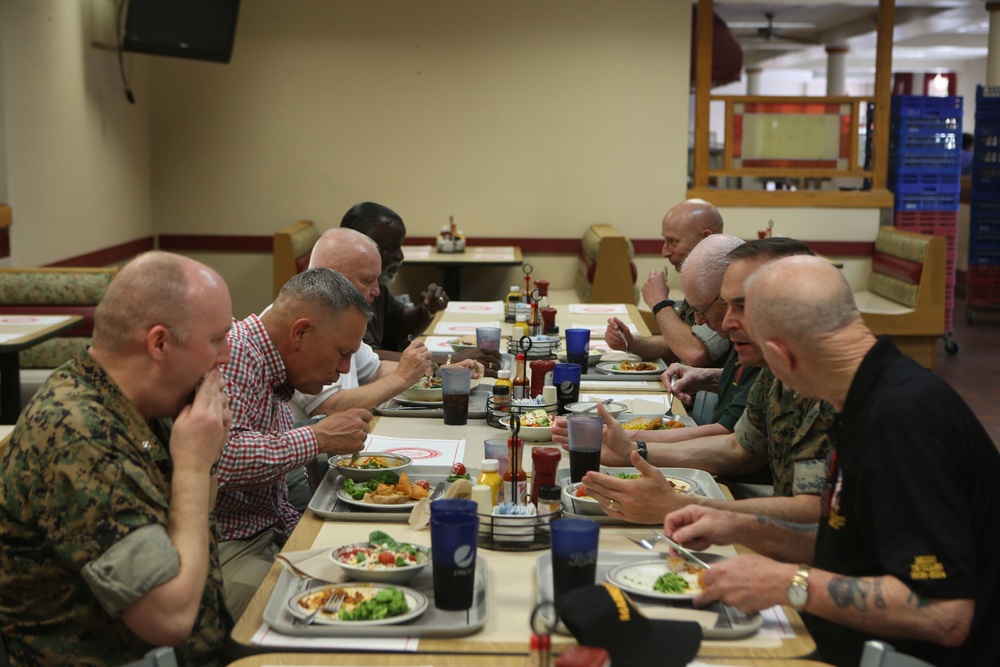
[
  {"left": 0, "top": 0, "right": 154, "bottom": 267},
  {"left": 147, "top": 0, "right": 692, "bottom": 315}
]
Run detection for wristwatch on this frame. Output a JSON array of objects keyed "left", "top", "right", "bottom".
[
  {"left": 786, "top": 565, "right": 811, "bottom": 611},
  {"left": 652, "top": 299, "right": 676, "bottom": 316},
  {"left": 635, "top": 441, "right": 648, "bottom": 460}
]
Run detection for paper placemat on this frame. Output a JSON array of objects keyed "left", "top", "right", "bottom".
[
  {"left": 581, "top": 393, "right": 673, "bottom": 413},
  {"left": 445, "top": 301, "right": 504, "bottom": 315},
  {"left": 251, "top": 623, "right": 419, "bottom": 651},
  {"left": 402, "top": 245, "right": 433, "bottom": 260},
  {"left": 363, "top": 435, "right": 466, "bottom": 468},
  {"left": 422, "top": 336, "right": 458, "bottom": 353},
  {"left": 433, "top": 321, "right": 502, "bottom": 336},
  {"left": 568, "top": 304, "right": 628, "bottom": 315}
]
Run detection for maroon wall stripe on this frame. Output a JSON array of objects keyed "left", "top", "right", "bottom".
[
  {"left": 43, "top": 237, "right": 155, "bottom": 267},
  {"left": 158, "top": 234, "right": 272, "bottom": 252},
  {"left": 34, "top": 234, "right": 876, "bottom": 266}
]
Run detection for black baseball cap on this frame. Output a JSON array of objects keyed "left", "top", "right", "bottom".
[{"left": 555, "top": 583, "right": 702, "bottom": 667}]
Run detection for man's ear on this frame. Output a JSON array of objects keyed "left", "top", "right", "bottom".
[
  {"left": 764, "top": 338, "right": 796, "bottom": 375},
  {"left": 147, "top": 325, "right": 170, "bottom": 360},
  {"left": 289, "top": 318, "right": 311, "bottom": 350}
]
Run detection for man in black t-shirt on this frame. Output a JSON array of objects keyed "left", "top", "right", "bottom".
[{"left": 665, "top": 256, "right": 999, "bottom": 666}]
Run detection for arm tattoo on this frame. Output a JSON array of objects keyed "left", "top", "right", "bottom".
[
  {"left": 906, "top": 591, "right": 932, "bottom": 609},
  {"left": 828, "top": 576, "right": 873, "bottom": 612},
  {"left": 755, "top": 515, "right": 818, "bottom": 533},
  {"left": 873, "top": 578, "right": 887, "bottom": 610}
]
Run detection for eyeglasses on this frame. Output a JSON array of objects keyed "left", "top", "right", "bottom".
[{"left": 690, "top": 295, "right": 719, "bottom": 319}]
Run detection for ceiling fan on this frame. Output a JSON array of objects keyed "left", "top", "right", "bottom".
[{"left": 755, "top": 12, "right": 820, "bottom": 45}]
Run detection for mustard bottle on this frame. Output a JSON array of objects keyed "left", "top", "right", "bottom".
[
  {"left": 478, "top": 459, "right": 503, "bottom": 506},
  {"left": 505, "top": 285, "right": 521, "bottom": 322}
]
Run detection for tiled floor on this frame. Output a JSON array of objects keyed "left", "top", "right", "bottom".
[{"left": 932, "top": 295, "right": 1000, "bottom": 448}]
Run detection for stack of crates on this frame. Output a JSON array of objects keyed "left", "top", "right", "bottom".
[
  {"left": 968, "top": 86, "right": 1000, "bottom": 323},
  {"left": 888, "top": 95, "right": 962, "bottom": 333}
]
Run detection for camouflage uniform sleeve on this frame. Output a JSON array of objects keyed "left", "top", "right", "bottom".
[
  {"left": 81, "top": 524, "right": 179, "bottom": 617},
  {"left": 733, "top": 370, "right": 772, "bottom": 458},
  {"left": 33, "top": 436, "right": 172, "bottom": 605}
]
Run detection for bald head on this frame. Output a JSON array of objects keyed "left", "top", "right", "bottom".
[
  {"left": 660, "top": 198, "right": 724, "bottom": 271},
  {"left": 745, "top": 256, "right": 860, "bottom": 347},
  {"left": 681, "top": 233, "right": 744, "bottom": 303},
  {"left": 309, "top": 228, "right": 380, "bottom": 272},
  {"left": 93, "top": 251, "right": 228, "bottom": 353}
]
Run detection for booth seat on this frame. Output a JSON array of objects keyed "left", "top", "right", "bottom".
[
  {"left": 273, "top": 220, "right": 320, "bottom": 297},
  {"left": 854, "top": 227, "right": 946, "bottom": 370},
  {"left": 573, "top": 224, "right": 639, "bottom": 304},
  {"left": 0, "top": 267, "right": 118, "bottom": 406}
]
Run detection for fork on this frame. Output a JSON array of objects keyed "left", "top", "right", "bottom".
[
  {"left": 295, "top": 591, "right": 346, "bottom": 626},
  {"left": 616, "top": 323, "right": 631, "bottom": 356}
]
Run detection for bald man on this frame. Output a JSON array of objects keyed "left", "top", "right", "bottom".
[
  {"left": 217, "top": 268, "right": 373, "bottom": 618},
  {"left": 289, "top": 228, "right": 432, "bottom": 417},
  {"left": 0, "top": 252, "right": 232, "bottom": 665},
  {"left": 665, "top": 256, "right": 1000, "bottom": 666},
  {"left": 605, "top": 198, "right": 729, "bottom": 367}
]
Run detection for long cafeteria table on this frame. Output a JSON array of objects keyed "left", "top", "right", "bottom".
[
  {"left": 228, "top": 654, "right": 834, "bottom": 666},
  {"left": 229, "top": 301, "right": 818, "bottom": 661}
]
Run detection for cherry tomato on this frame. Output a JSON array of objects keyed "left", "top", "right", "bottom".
[
  {"left": 576, "top": 486, "right": 589, "bottom": 498},
  {"left": 414, "top": 479, "right": 430, "bottom": 491},
  {"left": 378, "top": 552, "right": 396, "bottom": 566},
  {"left": 451, "top": 462, "right": 467, "bottom": 476}
]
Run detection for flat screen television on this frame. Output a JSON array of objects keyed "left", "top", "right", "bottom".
[{"left": 123, "top": 0, "right": 241, "bottom": 64}]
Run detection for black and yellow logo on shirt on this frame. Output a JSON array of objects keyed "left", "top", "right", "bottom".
[{"left": 910, "top": 555, "right": 947, "bottom": 580}]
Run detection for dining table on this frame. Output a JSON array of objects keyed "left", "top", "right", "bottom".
[
  {"left": 400, "top": 245, "right": 523, "bottom": 300},
  {"left": 0, "top": 314, "right": 83, "bottom": 424},
  {"left": 227, "top": 654, "right": 833, "bottom": 666},
  {"left": 229, "top": 301, "right": 819, "bottom": 663}
]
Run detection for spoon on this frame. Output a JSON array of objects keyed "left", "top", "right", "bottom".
[{"left": 584, "top": 398, "right": 614, "bottom": 412}]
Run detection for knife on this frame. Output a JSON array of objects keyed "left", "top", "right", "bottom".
[{"left": 654, "top": 529, "right": 712, "bottom": 570}]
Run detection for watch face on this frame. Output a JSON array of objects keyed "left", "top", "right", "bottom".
[{"left": 788, "top": 583, "right": 808, "bottom": 608}]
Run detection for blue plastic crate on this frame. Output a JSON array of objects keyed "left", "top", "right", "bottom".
[
  {"left": 893, "top": 191, "right": 960, "bottom": 212},
  {"left": 890, "top": 150, "right": 961, "bottom": 174},
  {"left": 976, "top": 85, "right": 1000, "bottom": 103},
  {"left": 889, "top": 132, "right": 959, "bottom": 153},
  {"left": 969, "top": 245, "right": 1000, "bottom": 264},
  {"left": 888, "top": 172, "right": 961, "bottom": 196},
  {"left": 970, "top": 230, "right": 1000, "bottom": 250},
  {"left": 890, "top": 117, "right": 961, "bottom": 135},
  {"left": 972, "top": 166, "right": 1000, "bottom": 189},
  {"left": 892, "top": 95, "right": 963, "bottom": 118}
]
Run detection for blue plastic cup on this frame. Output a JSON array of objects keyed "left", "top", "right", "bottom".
[
  {"left": 564, "top": 328, "right": 591, "bottom": 368},
  {"left": 550, "top": 518, "right": 600, "bottom": 599},
  {"left": 553, "top": 363, "right": 582, "bottom": 415},
  {"left": 431, "top": 498, "right": 478, "bottom": 516},
  {"left": 430, "top": 512, "right": 479, "bottom": 610}
]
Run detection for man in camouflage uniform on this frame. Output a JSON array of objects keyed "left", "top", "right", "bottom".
[
  {"left": 603, "top": 198, "right": 730, "bottom": 367},
  {"left": 577, "top": 238, "right": 835, "bottom": 525},
  {"left": 0, "top": 252, "right": 232, "bottom": 666}
]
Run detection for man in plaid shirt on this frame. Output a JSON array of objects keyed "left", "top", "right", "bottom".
[{"left": 216, "top": 269, "right": 373, "bottom": 619}]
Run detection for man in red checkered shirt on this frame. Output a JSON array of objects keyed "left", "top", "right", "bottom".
[{"left": 215, "top": 268, "right": 373, "bottom": 619}]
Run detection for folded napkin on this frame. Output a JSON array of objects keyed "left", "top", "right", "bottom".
[
  {"left": 275, "top": 547, "right": 348, "bottom": 584},
  {"left": 408, "top": 478, "right": 473, "bottom": 530}
]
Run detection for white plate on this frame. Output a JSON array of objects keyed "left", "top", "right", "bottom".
[
  {"left": 287, "top": 583, "right": 428, "bottom": 626},
  {"left": 596, "top": 360, "right": 667, "bottom": 376},
  {"left": 449, "top": 342, "right": 480, "bottom": 353},
  {"left": 498, "top": 416, "right": 553, "bottom": 441},
  {"left": 606, "top": 556, "right": 724, "bottom": 600},
  {"left": 556, "top": 350, "right": 603, "bottom": 366},
  {"left": 600, "top": 471, "right": 702, "bottom": 495},
  {"left": 336, "top": 488, "right": 419, "bottom": 512}
]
